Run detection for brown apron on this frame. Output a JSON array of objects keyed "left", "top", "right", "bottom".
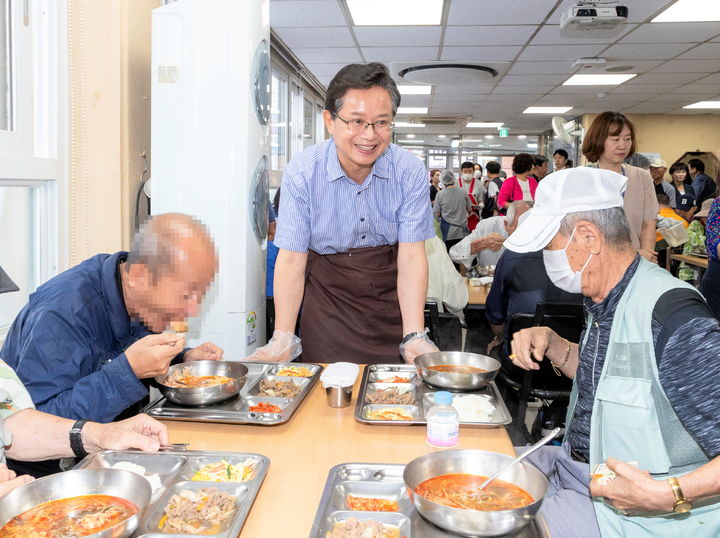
[{"left": 299, "top": 244, "right": 403, "bottom": 364}]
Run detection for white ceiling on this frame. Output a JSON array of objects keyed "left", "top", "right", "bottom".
[{"left": 270, "top": 0, "right": 720, "bottom": 143}]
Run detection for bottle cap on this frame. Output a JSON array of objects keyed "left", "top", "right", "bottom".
[{"left": 434, "top": 391, "right": 453, "bottom": 405}]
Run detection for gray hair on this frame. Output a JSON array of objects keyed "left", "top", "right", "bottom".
[
  {"left": 506, "top": 200, "right": 533, "bottom": 225},
  {"left": 559, "top": 207, "right": 632, "bottom": 249},
  {"left": 440, "top": 169, "right": 456, "bottom": 186}
]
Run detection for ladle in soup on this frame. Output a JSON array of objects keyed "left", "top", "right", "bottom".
[{"left": 478, "top": 427, "right": 560, "bottom": 492}]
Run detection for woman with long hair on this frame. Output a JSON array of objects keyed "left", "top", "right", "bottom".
[
  {"left": 429, "top": 169, "right": 441, "bottom": 203},
  {"left": 582, "top": 112, "right": 658, "bottom": 262}
]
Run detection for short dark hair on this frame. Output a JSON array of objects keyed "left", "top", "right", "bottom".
[
  {"left": 553, "top": 149, "right": 568, "bottom": 159},
  {"left": 656, "top": 193, "right": 670, "bottom": 206},
  {"left": 533, "top": 154, "right": 548, "bottom": 166},
  {"left": 582, "top": 111, "right": 637, "bottom": 163},
  {"left": 460, "top": 161, "right": 475, "bottom": 170},
  {"left": 669, "top": 161, "right": 689, "bottom": 177},
  {"left": 512, "top": 153, "right": 535, "bottom": 175},
  {"left": 324, "top": 63, "right": 401, "bottom": 118},
  {"left": 688, "top": 158, "right": 705, "bottom": 173},
  {"left": 485, "top": 161, "right": 501, "bottom": 174}
]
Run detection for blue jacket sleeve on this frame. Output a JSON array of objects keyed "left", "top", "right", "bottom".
[
  {"left": 485, "top": 252, "right": 510, "bottom": 326},
  {"left": 12, "top": 310, "right": 147, "bottom": 423}
]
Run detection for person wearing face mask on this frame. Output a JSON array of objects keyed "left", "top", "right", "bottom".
[
  {"left": 504, "top": 167, "right": 720, "bottom": 538},
  {"left": 458, "top": 162, "right": 484, "bottom": 232}
]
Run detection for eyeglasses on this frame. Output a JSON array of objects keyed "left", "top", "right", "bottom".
[{"left": 335, "top": 115, "right": 394, "bottom": 134}]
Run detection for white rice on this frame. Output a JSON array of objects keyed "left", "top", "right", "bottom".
[
  {"left": 451, "top": 394, "right": 496, "bottom": 422},
  {"left": 111, "top": 461, "right": 162, "bottom": 493}
]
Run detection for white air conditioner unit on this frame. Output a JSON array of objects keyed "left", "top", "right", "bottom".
[{"left": 560, "top": 2, "right": 628, "bottom": 38}]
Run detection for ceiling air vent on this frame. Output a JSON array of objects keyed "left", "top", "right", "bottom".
[
  {"left": 391, "top": 61, "right": 510, "bottom": 85},
  {"left": 410, "top": 115, "right": 471, "bottom": 127}
]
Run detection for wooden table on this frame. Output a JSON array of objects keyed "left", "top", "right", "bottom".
[
  {"left": 669, "top": 253, "right": 709, "bottom": 269},
  {"left": 466, "top": 280, "right": 489, "bottom": 307},
  {"left": 162, "top": 366, "right": 514, "bottom": 537}
]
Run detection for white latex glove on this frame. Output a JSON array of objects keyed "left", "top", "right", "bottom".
[
  {"left": 399, "top": 329, "right": 439, "bottom": 365},
  {"left": 247, "top": 331, "right": 302, "bottom": 362}
]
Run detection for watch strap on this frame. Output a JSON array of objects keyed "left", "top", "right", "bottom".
[
  {"left": 400, "top": 329, "right": 428, "bottom": 345},
  {"left": 667, "top": 476, "right": 691, "bottom": 513},
  {"left": 70, "top": 419, "right": 89, "bottom": 459}
]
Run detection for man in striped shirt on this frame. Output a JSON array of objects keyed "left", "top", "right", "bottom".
[{"left": 251, "top": 63, "right": 436, "bottom": 365}]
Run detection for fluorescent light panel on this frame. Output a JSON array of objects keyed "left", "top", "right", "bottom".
[
  {"left": 683, "top": 101, "right": 720, "bottom": 109},
  {"left": 518, "top": 135, "right": 527, "bottom": 139},
  {"left": 397, "top": 85, "right": 432, "bottom": 95},
  {"left": 397, "top": 107, "right": 428, "bottom": 114},
  {"left": 466, "top": 122, "right": 504, "bottom": 128},
  {"left": 485, "top": 135, "right": 494, "bottom": 139},
  {"left": 563, "top": 74, "right": 636, "bottom": 86},
  {"left": 523, "top": 106, "right": 573, "bottom": 114},
  {"left": 347, "top": 0, "right": 443, "bottom": 25},
  {"left": 652, "top": 0, "right": 720, "bottom": 22}
]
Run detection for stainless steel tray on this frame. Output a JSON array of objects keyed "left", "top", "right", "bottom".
[
  {"left": 75, "top": 449, "right": 269, "bottom": 537},
  {"left": 309, "top": 463, "right": 548, "bottom": 537},
  {"left": 354, "top": 364, "right": 511, "bottom": 427},
  {"left": 142, "top": 361, "right": 322, "bottom": 425}
]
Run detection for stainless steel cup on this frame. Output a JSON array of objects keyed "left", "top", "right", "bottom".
[{"left": 325, "top": 385, "right": 352, "bottom": 408}]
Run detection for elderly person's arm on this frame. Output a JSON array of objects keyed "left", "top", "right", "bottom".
[
  {"left": 509, "top": 327, "right": 580, "bottom": 379},
  {"left": 4, "top": 411, "right": 167, "bottom": 461},
  {"left": 638, "top": 173, "right": 660, "bottom": 261}
]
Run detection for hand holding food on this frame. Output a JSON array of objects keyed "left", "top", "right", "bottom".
[
  {"left": 246, "top": 330, "right": 301, "bottom": 362},
  {"left": 125, "top": 333, "right": 185, "bottom": 378},
  {"left": 590, "top": 457, "right": 674, "bottom": 514},
  {"left": 0, "top": 463, "right": 34, "bottom": 499},
  {"left": 184, "top": 342, "right": 224, "bottom": 362},
  {"left": 399, "top": 330, "right": 438, "bottom": 365},
  {"left": 83, "top": 413, "right": 169, "bottom": 454}
]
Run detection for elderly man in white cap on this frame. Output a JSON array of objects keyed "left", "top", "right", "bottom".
[
  {"left": 506, "top": 167, "right": 720, "bottom": 537},
  {"left": 649, "top": 157, "right": 676, "bottom": 208}
]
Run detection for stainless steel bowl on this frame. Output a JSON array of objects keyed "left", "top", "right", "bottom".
[
  {"left": 0, "top": 469, "right": 151, "bottom": 537},
  {"left": 415, "top": 352, "right": 500, "bottom": 391},
  {"left": 403, "top": 449, "right": 548, "bottom": 536},
  {"left": 156, "top": 360, "right": 248, "bottom": 406}
]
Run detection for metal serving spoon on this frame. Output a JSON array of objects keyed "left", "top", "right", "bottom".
[{"left": 478, "top": 427, "right": 561, "bottom": 492}]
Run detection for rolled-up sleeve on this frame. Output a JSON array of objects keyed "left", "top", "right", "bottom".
[
  {"left": 397, "top": 158, "right": 434, "bottom": 243},
  {"left": 274, "top": 164, "right": 312, "bottom": 253}
]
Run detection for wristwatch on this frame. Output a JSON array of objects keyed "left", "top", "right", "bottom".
[
  {"left": 69, "top": 419, "right": 89, "bottom": 459},
  {"left": 667, "top": 476, "right": 692, "bottom": 513}
]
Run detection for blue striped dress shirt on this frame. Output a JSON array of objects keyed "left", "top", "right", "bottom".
[{"left": 274, "top": 138, "right": 435, "bottom": 254}]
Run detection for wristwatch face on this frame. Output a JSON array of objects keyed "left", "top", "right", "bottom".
[{"left": 674, "top": 500, "right": 692, "bottom": 513}]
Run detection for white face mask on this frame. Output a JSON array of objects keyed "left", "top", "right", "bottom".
[
  {"left": 473, "top": 171, "right": 483, "bottom": 179},
  {"left": 461, "top": 173, "right": 473, "bottom": 181},
  {"left": 542, "top": 227, "right": 592, "bottom": 294}
]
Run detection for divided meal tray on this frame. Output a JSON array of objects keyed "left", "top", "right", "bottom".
[
  {"left": 143, "top": 361, "right": 322, "bottom": 425},
  {"left": 75, "top": 449, "right": 269, "bottom": 538},
  {"left": 309, "top": 463, "right": 547, "bottom": 538},
  {"left": 354, "top": 364, "right": 511, "bottom": 427}
]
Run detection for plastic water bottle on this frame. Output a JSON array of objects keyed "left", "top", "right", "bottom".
[{"left": 426, "top": 391, "right": 459, "bottom": 452}]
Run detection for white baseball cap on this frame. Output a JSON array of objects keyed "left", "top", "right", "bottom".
[
  {"left": 504, "top": 167, "right": 627, "bottom": 253},
  {"left": 649, "top": 158, "right": 667, "bottom": 169}
]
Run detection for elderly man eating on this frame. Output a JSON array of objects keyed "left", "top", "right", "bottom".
[{"left": 506, "top": 167, "right": 720, "bottom": 537}]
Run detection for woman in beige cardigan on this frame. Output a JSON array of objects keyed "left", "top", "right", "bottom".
[{"left": 582, "top": 112, "right": 658, "bottom": 262}]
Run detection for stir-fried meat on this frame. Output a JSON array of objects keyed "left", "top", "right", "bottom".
[
  {"left": 161, "top": 488, "right": 235, "bottom": 534},
  {"left": 258, "top": 379, "right": 301, "bottom": 398},
  {"left": 326, "top": 517, "right": 399, "bottom": 538},
  {"left": 365, "top": 387, "right": 415, "bottom": 405}
]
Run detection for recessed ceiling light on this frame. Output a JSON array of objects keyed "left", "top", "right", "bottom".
[
  {"left": 523, "top": 107, "right": 573, "bottom": 114},
  {"left": 485, "top": 135, "right": 494, "bottom": 139},
  {"left": 563, "top": 74, "right": 636, "bottom": 86},
  {"left": 397, "top": 85, "right": 432, "bottom": 95},
  {"left": 683, "top": 101, "right": 720, "bottom": 109},
  {"left": 397, "top": 107, "right": 428, "bottom": 114},
  {"left": 489, "top": 144, "right": 501, "bottom": 147},
  {"left": 652, "top": 0, "right": 720, "bottom": 22},
  {"left": 399, "top": 139, "right": 423, "bottom": 143},
  {"left": 347, "top": 0, "right": 443, "bottom": 25},
  {"left": 394, "top": 122, "right": 425, "bottom": 128},
  {"left": 518, "top": 135, "right": 527, "bottom": 139},
  {"left": 466, "top": 122, "right": 504, "bottom": 128},
  {"left": 406, "top": 134, "right": 416, "bottom": 138},
  {"left": 527, "top": 143, "right": 538, "bottom": 148},
  {"left": 438, "top": 134, "right": 447, "bottom": 138}
]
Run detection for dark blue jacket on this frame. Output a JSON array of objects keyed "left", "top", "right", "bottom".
[
  {"left": 692, "top": 172, "right": 716, "bottom": 207},
  {"left": 1, "top": 252, "right": 151, "bottom": 422}
]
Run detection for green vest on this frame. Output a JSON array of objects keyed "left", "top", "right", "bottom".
[{"left": 566, "top": 259, "right": 720, "bottom": 537}]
